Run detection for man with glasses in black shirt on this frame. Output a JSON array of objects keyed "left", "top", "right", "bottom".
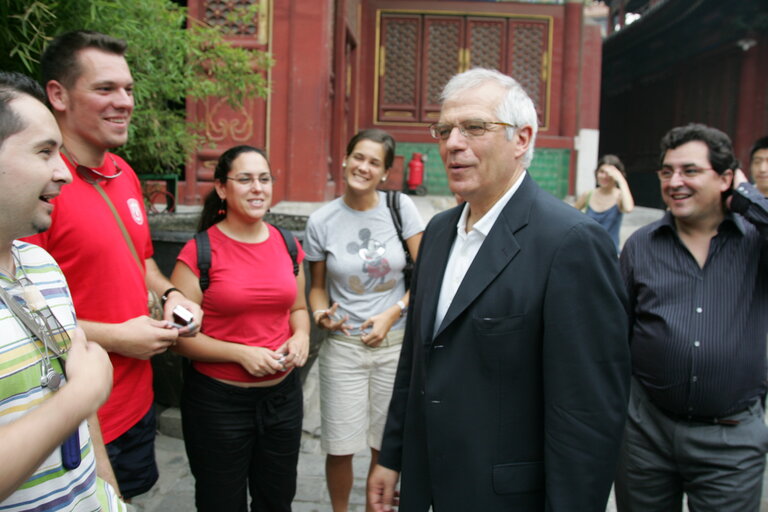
[{"left": 616, "top": 123, "right": 768, "bottom": 511}]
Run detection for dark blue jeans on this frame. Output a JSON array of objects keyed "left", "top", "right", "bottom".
[{"left": 181, "top": 367, "right": 303, "bottom": 512}]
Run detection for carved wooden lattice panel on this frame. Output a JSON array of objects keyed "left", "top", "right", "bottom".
[
  {"left": 467, "top": 18, "right": 506, "bottom": 72},
  {"left": 509, "top": 20, "right": 548, "bottom": 125},
  {"left": 375, "top": 13, "right": 550, "bottom": 127},
  {"left": 422, "top": 17, "right": 463, "bottom": 121},
  {"left": 203, "top": 0, "right": 259, "bottom": 36},
  {"left": 379, "top": 15, "right": 421, "bottom": 121}
]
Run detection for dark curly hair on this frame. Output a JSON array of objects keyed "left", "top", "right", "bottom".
[{"left": 659, "top": 123, "right": 738, "bottom": 174}]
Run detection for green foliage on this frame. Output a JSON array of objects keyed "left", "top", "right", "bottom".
[
  {"left": 0, "top": 1, "right": 57, "bottom": 74},
  {"left": 0, "top": 0, "right": 272, "bottom": 174}
]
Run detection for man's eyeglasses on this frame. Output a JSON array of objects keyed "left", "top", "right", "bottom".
[
  {"left": 656, "top": 167, "right": 714, "bottom": 181},
  {"left": 429, "top": 120, "right": 514, "bottom": 140},
  {"left": 226, "top": 174, "right": 274, "bottom": 186}
]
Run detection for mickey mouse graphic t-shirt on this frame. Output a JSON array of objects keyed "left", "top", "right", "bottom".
[{"left": 304, "top": 191, "right": 424, "bottom": 335}]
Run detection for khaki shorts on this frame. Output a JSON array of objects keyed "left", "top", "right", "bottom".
[{"left": 319, "top": 330, "right": 404, "bottom": 455}]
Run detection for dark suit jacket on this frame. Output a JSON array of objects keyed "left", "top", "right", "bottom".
[{"left": 379, "top": 175, "right": 631, "bottom": 511}]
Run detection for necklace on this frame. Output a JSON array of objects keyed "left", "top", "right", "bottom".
[{"left": 61, "top": 147, "right": 123, "bottom": 183}]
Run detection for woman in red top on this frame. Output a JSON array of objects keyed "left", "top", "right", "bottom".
[{"left": 170, "top": 145, "right": 310, "bottom": 512}]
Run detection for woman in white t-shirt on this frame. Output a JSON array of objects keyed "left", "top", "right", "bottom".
[{"left": 304, "top": 129, "right": 424, "bottom": 512}]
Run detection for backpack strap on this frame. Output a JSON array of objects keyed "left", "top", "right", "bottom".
[
  {"left": 387, "top": 190, "right": 408, "bottom": 249},
  {"left": 386, "top": 190, "right": 414, "bottom": 290},
  {"left": 195, "top": 226, "right": 298, "bottom": 294},
  {"left": 275, "top": 226, "right": 299, "bottom": 276},
  {"left": 386, "top": 191, "right": 405, "bottom": 245},
  {"left": 194, "top": 231, "right": 212, "bottom": 292}
]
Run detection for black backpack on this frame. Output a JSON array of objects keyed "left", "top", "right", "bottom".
[
  {"left": 194, "top": 226, "right": 299, "bottom": 292},
  {"left": 385, "top": 190, "right": 414, "bottom": 290}
]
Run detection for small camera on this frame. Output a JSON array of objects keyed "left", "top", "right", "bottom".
[{"left": 172, "top": 304, "right": 194, "bottom": 327}]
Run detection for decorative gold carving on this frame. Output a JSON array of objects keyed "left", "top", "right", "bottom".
[{"left": 204, "top": 97, "right": 255, "bottom": 142}]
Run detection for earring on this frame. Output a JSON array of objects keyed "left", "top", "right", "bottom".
[
  {"left": 217, "top": 198, "right": 226, "bottom": 216},
  {"left": 342, "top": 162, "right": 347, "bottom": 168},
  {"left": 381, "top": 177, "right": 387, "bottom": 183}
]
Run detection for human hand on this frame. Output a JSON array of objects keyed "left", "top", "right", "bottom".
[
  {"left": 359, "top": 309, "right": 398, "bottom": 347},
  {"left": 276, "top": 333, "right": 309, "bottom": 370},
  {"left": 368, "top": 465, "right": 400, "bottom": 512},
  {"left": 112, "top": 316, "right": 177, "bottom": 359},
  {"left": 163, "top": 293, "right": 202, "bottom": 337},
  {"left": 603, "top": 165, "right": 623, "bottom": 184},
  {"left": 732, "top": 168, "right": 748, "bottom": 189},
  {"left": 64, "top": 327, "right": 113, "bottom": 412},
  {"left": 314, "top": 303, "right": 352, "bottom": 335},
  {"left": 725, "top": 168, "right": 747, "bottom": 210},
  {"left": 237, "top": 346, "right": 286, "bottom": 377}
]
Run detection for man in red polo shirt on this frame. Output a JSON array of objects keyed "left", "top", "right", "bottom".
[{"left": 24, "top": 30, "right": 202, "bottom": 501}]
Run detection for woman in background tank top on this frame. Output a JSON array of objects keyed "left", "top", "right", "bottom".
[{"left": 574, "top": 154, "right": 635, "bottom": 252}]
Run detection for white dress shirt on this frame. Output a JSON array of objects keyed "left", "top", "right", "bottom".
[{"left": 433, "top": 171, "right": 526, "bottom": 336}]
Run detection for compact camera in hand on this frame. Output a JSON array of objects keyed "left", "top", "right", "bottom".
[{"left": 170, "top": 304, "right": 194, "bottom": 329}]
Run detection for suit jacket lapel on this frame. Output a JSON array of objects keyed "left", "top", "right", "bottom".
[
  {"left": 433, "top": 175, "right": 536, "bottom": 339},
  {"left": 417, "top": 207, "right": 462, "bottom": 345}
]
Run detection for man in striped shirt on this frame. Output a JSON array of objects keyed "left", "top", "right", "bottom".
[
  {"left": 0, "top": 72, "right": 123, "bottom": 510},
  {"left": 616, "top": 123, "right": 768, "bottom": 511}
]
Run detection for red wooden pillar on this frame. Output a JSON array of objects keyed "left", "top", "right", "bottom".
[
  {"left": 560, "top": 0, "right": 582, "bottom": 139},
  {"left": 561, "top": 0, "right": 583, "bottom": 193},
  {"left": 270, "top": 0, "right": 334, "bottom": 202}
]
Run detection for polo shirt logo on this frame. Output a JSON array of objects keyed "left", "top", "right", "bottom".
[{"left": 127, "top": 198, "right": 144, "bottom": 225}]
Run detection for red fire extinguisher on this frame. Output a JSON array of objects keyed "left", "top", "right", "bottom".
[{"left": 406, "top": 152, "right": 427, "bottom": 196}]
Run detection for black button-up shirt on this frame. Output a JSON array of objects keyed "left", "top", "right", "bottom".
[{"left": 620, "top": 183, "right": 768, "bottom": 417}]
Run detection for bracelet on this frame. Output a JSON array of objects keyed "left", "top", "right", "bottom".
[
  {"left": 396, "top": 300, "right": 406, "bottom": 317},
  {"left": 161, "top": 287, "right": 183, "bottom": 306}
]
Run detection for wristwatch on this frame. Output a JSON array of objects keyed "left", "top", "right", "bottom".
[{"left": 161, "top": 287, "right": 183, "bottom": 306}]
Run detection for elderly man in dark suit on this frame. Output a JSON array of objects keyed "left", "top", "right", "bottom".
[{"left": 367, "top": 68, "right": 631, "bottom": 512}]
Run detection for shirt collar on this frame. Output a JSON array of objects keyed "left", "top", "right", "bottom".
[
  {"left": 652, "top": 209, "right": 746, "bottom": 237},
  {"left": 456, "top": 171, "right": 526, "bottom": 237}
]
